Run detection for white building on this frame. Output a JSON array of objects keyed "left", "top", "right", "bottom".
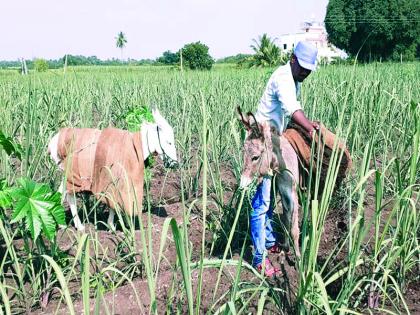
[{"left": 278, "top": 21, "right": 347, "bottom": 62}]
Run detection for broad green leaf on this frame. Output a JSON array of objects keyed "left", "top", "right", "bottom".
[
  {"left": 9, "top": 178, "right": 65, "bottom": 241},
  {"left": 48, "top": 192, "right": 66, "bottom": 226},
  {"left": 36, "top": 201, "right": 56, "bottom": 240},
  {"left": 0, "top": 179, "right": 8, "bottom": 190},
  {"left": 0, "top": 179, "right": 12, "bottom": 209},
  {"left": 0, "top": 191, "right": 11, "bottom": 209},
  {"left": 0, "top": 130, "right": 22, "bottom": 160},
  {"left": 11, "top": 196, "right": 30, "bottom": 223},
  {"left": 25, "top": 204, "right": 42, "bottom": 241}
]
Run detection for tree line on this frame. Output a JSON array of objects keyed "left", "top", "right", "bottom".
[
  {"left": 0, "top": 56, "right": 156, "bottom": 70},
  {"left": 325, "top": 0, "right": 419, "bottom": 61},
  {"left": 0, "top": 36, "right": 288, "bottom": 72}
]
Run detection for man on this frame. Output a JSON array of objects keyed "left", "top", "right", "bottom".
[{"left": 250, "top": 41, "right": 319, "bottom": 276}]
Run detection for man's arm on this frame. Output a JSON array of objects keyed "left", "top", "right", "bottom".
[{"left": 291, "top": 110, "right": 319, "bottom": 137}]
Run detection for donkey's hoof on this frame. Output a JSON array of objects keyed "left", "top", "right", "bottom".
[
  {"left": 279, "top": 250, "right": 287, "bottom": 265},
  {"left": 280, "top": 250, "right": 297, "bottom": 266}
]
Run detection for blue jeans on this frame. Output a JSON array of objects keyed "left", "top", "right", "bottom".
[{"left": 250, "top": 176, "right": 277, "bottom": 266}]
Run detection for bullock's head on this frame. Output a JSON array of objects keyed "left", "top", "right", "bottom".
[
  {"left": 237, "top": 106, "right": 276, "bottom": 188},
  {"left": 152, "top": 108, "right": 178, "bottom": 168}
]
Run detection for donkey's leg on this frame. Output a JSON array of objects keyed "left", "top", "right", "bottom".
[
  {"left": 264, "top": 195, "right": 277, "bottom": 250},
  {"left": 66, "top": 193, "right": 85, "bottom": 232},
  {"left": 277, "top": 137, "right": 301, "bottom": 257},
  {"left": 276, "top": 172, "right": 292, "bottom": 251},
  {"left": 290, "top": 179, "right": 300, "bottom": 258},
  {"left": 276, "top": 171, "right": 300, "bottom": 258}
]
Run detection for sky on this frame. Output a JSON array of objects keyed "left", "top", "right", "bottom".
[{"left": 1, "top": 0, "right": 329, "bottom": 61}]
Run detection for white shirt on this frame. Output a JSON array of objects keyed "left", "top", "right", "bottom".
[{"left": 255, "top": 62, "right": 302, "bottom": 133}]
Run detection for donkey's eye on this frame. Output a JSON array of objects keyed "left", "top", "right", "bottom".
[{"left": 251, "top": 156, "right": 259, "bottom": 161}]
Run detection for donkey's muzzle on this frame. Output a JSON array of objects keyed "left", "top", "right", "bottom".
[{"left": 239, "top": 175, "right": 252, "bottom": 189}]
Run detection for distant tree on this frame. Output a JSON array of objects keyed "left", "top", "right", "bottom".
[
  {"left": 62, "top": 55, "right": 107, "bottom": 66},
  {"left": 216, "top": 53, "right": 252, "bottom": 64},
  {"left": 248, "top": 34, "right": 281, "bottom": 67},
  {"left": 157, "top": 50, "right": 179, "bottom": 65},
  {"left": 115, "top": 31, "right": 128, "bottom": 61},
  {"left": 325, "top": 0, "right": 420, "bottom": 61},
  {"left": 63, "top": 55, "right": 82, "bottom": 66},
  {"left": 179, "top": 42, "right": 214, "bottom": 70},
  {"left": 86, "top": 56, "right": 100, "bottom": 65},
  {"left": 136, "top": 59, "right": 155, "bottom": 65},
  {"left": 0, "top": 60, "right": 21, "bottom": 69},
  {"left": 34, "top": 58, "right": 48, "bottom": 72}
]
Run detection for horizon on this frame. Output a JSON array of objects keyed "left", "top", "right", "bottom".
[{"left": 1, "top": 0, "right": 328, "bottom": 62}]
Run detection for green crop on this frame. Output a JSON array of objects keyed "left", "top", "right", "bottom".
[{"left": 0, "top": 62, "right": 418, "bottom": 314}]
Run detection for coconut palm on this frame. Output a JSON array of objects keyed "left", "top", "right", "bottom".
[
  {"left": 115, "top": 31, "right": 127, "bottom": 61},
  {"left": 249, "top": 33, "right": 281, "bottom": 67}
]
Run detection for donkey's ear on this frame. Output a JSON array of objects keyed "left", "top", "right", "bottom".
[
  {"left": 236, "top": 106, "right": 245, "bottom": 121},
  {"left": 237, "top": 106, "right": 251, "bottom": 130},
  {"left": 247, "top": 112, "right": 263, "bottom": 138}
]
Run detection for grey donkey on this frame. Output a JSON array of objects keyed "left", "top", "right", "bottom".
[{"left": 237, "top": 106, "right": 301, "bottom": 258}]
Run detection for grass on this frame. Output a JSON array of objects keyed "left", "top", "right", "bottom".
[{"left": 0, "top": 62, "right": 419, "bottom": 314}]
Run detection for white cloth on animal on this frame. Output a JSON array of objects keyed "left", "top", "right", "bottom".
[{"left": 254, "top": 62, "right": 302, "bottom": 133}]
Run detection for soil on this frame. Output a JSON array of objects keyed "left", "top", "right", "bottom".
[{"left": 4, "top": 158, "right": 417, "bottom": 314}]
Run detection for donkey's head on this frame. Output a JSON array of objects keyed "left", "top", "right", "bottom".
[
  {"left": 145, "top": 108, "right": 178, "bottom": 168},
  {"left": 237, "top": 106, "right": 276, "bottom": 188}
]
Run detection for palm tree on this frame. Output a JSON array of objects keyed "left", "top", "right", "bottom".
[
  {"left": 249, "top": 33, "right": 281, "bottom": 67},
  {"left": 115, "top": 31, "right": 127, "bottom": 61}
]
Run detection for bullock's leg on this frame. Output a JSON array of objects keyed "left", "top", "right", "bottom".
[
  {"left": 58, "top": 180, "right": 67, "bottom": 229},
  {"left": 58, "top": 180, "right": 66, "bottom": 202},
  {"left": 108, "top": 209, "right": 116, "bottom": 230},
  {"left": 66, "top": 193, "right": 85, "bottom": 232}
]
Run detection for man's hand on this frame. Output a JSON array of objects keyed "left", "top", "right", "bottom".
[
  {"left": 309, "top": 121, "right": 320, "bottom": 137},
  {"left": 291, "top": 110, "right": 319, "bottom": 138}
]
